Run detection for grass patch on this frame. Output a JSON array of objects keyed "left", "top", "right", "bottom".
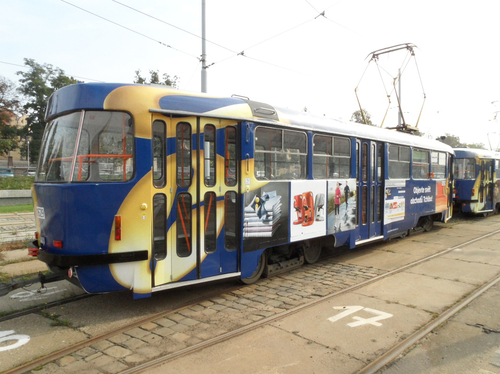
[
  {"left": 40, "top": 310, "right": 73, "bottom": 327},
  {"left": 0, "top": 176, "right": 34, "bottom": 190},
  {"left": 0, "top": 271, "right": 11, "bottom": 283},
  {"left": 0, "top": 204, "right": 34, "bottom": 214},
  {"left": 0, "top": 239, "right": 33, "bottom": 252}
]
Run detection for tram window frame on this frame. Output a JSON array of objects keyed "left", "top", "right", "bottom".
[
  {"left": 412, "top": 149, "right": 430, "bottom": 180},
  {"left": 176, "top": 122, "right": 192, "bottom": 188},
  {"left": 254, "top": 126, "right": 307, "bottom": 180},
  {"left": 313, "top": 135, "right": 351, "bottom": 180},
  {"left": 377, "top": 144, "right": 383, "bottom": 182},
  {"left": 225, "top": 191, "right": 237, "bottom": 251},
  {"left": 204, "top": 192, "right": 217, "bottom": 254},
  {"left": 37, "top": 111, "right": 135, "bottom": 183},
  {"left": 225, "top": 126, "right": 237, "bottom": 187},
  {"left": 152, "top": 120, "right": 166, "bottom": 188},
  {"left": 495, "top": 160, "right": 500, "bottom": 178},
  {"left": 176, "top": 193, "right": 192, "bottom": 257},
  {"left": 431, "top": 151, "right": 446, "bottom": 179},
  {"left": 204, "top": 124, "right": 216, "bottom": 187},
  {"left": 453, "top": 158, "right": 475, "bottom": 180},
  {"left": 389, "top": 145, "right": 410, "bottom": 179},
  {"left": 153, "top": 194, "right": 167, "bottom": 260}
]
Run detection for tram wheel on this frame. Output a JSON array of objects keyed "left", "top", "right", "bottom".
[
  {"left": 304, "top": 241, "right": 322, "bottom": 264},
  {"left": 241, "top": 251, "right": 267, "bottom": 285},
  {"left": 422, "top": 216, "right": 433, "bottom": 232}
]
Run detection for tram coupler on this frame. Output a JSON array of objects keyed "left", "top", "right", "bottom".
[{"left": 0, "top": 270, "right": 68, "bottom": 297}]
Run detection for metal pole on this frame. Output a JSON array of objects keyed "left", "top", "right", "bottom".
[{"left": 201, "top": 0, "right": 207, "bottom": 93}]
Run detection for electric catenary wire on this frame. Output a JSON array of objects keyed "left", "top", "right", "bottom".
[{"left": 60, "top": 0, "right": 199, "bottom": 60}]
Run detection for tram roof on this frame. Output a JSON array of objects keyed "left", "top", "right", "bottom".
[
  {"left": 47, "top": 83, "right": 453, "bottom": 154},
  {"left": 454, "top": 148, "right": 500, "bottom": 159}
]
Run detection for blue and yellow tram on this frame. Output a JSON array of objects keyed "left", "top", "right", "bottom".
[
  {"left": 30, "top": 83, "right": 454, "bottom": 298},
  {"left": 453, "top": 148, "right": 500, "bottom": 215}
]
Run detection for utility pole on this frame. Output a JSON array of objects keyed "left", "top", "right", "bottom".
[{"left": 201, "top": 0, "right": 207, "bottom": 93}]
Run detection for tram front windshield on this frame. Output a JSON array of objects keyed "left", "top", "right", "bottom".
[{"left": 36, "top": 111, "right": 134, "bottom": 182}]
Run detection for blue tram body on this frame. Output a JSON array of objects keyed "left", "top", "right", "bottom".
[
  {"left": 30, "top": 83, "right": 454, "bottom": 298},
  {"left": 453, "top": 148, "right": 500, "bottom": 215}
]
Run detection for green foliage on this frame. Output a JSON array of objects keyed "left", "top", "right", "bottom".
[
  {"left": 0, "top": 204, "right": 33, "bottom": 214},
  {"left": 437, "top": 133, "right": 486, "bottom": 149},
  {"left": 16, "top": 59, "right": 78, "bottom": 164},
  {"left": 351, "top": 109, "right": 375, "bottom": 126},
  {"left": 134, "top": 69, "right": 179, "bottom": 87},
  {"left": 0, "top": 176, "right": 34, "bottom": 190},
  {"left": 0, "top": 77, "right": 22, "bottom": 156}
]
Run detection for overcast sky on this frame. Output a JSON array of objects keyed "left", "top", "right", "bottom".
[{"left": 1, "top": 0, "right": 499, "bottom": 148}]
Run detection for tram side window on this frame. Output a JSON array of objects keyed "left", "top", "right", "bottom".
[
  {"left": 153, "top": 120, "right": 166, "bottom": 188},
  {"left": 94, "top": 113, "right": 134, "bottom": 182},
  {"left": 496, "top": 160, "right": 500, "bottom": 179},
  {"left": 333, "top": 137, "right": 351, "bottom": 178},
  {"left": 453, "top": 158, "right": 475, "bottom": 179},
  {"left": 153, "top": 194, "right": 167, "bottom": 260},
  {"left": 312, "top": 135, "right": 350, "bottom": 179},
  {"left": 431, "top": 152, "right": 446, "bottom": 179},
  {"left": 412, "top": 149, "right": 430, "bottom": 179},
  {"left": 176, "top": 193, "right": 192, "bottom": 257},
  {"left": 225, "top": 127, "right": 237, "bottom": 187},
  {"left": 176, "top": 123, "right": 192, "bottom": 187},
  {"left": 313, "top": 135, "right": 332, "bottom": 179},
  {"left": 204, "top": 192, "right": 217, "bottom": 254},
  {"left": 225, "top": 191, "right": 237, "bottom": 251},
  {"left": 389, "top": 145, "right": 410, "bottom": 179},
  {"left": 204, "top": 125, "right": 216, "bottom": 187},
  {"left": 254, "top": 127, "right": 307, "bottom": 180}
]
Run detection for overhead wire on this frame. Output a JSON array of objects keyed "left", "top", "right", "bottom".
[
  {"left": 60, "top": 0, "right": 199, "bottom": 59},
  {"left": 19, "top": 0, "right": 355, "bottom": 87},
  {"left": 110, "top": 0, "right": 345, "bottom": 75},
  {"left": 111, "top": 0, "right": 238, "bottom": 56}
]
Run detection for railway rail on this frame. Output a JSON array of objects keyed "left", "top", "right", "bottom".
[
  {"left": 0, "top": 213, "right": 35, "bottom": 243},
  {"left": 1, "top": 216, "right": 499, "bottom": 373}
]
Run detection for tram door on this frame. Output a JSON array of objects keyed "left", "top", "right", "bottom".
[
  {"left": 481, "top": 160, "right": 494, "bottom": 211},
  {"left": 198, "top": 119, "right": 239, "bottom": 278},
  {"left": 151, "top": 117, "right": 238, "bottom": 288},
  {"left": 358, "top": 140, "right": 384, "bottom": 241}
]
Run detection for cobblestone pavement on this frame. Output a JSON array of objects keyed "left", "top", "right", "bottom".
[
  {"left": 0, "top": 212, "right": 35, "bottom": 243},
  {"left": 32, "top": 259, "right": 383, "bottom": 373}
]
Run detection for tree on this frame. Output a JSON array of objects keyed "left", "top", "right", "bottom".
[
  {"left": 17, "top": 58, "right": 78, "bottom": 163},
  {"left": 351, "top": 109, "right": 374, "bottom": 126},
  {"left": 0, "top": 77, "right": 22, "bottom": 156},
  {"left": 134, "top": 69, "right": 179, "bottom": 87},
  {"left": 436, "top": 133, "right": 485, "bottom": 149}
]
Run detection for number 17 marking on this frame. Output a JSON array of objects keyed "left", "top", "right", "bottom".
[{"left": 328, "top": 306, "right": 393, "bottom": 327}]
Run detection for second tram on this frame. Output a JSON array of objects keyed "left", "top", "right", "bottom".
[{"left": 453, "top": 148, "right": 500, "bottom": 215}]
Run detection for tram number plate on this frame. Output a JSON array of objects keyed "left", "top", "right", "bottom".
[{"left": 328, "top": 306, "right": 393, "bottom": 327}]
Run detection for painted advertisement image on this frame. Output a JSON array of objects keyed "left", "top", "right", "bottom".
[
  {"left": 290, "top": 181, "right": 327, "bottom": 242},
  {"left": 243, "top": 182, "right": 290, "bottom": 252},
  {"left": 328, "top": 179, "right": 356, "bottom": 232},
  {"left": 244, "top": 190, "right": 282, "bottom": 238}
]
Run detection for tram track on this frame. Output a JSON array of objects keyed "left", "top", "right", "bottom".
[
  {"left": 118, "top": 228, "right": 500, "bottom": 374},
  {"left": 3, "top": 226, "right": 499, "bottom": 374}
]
